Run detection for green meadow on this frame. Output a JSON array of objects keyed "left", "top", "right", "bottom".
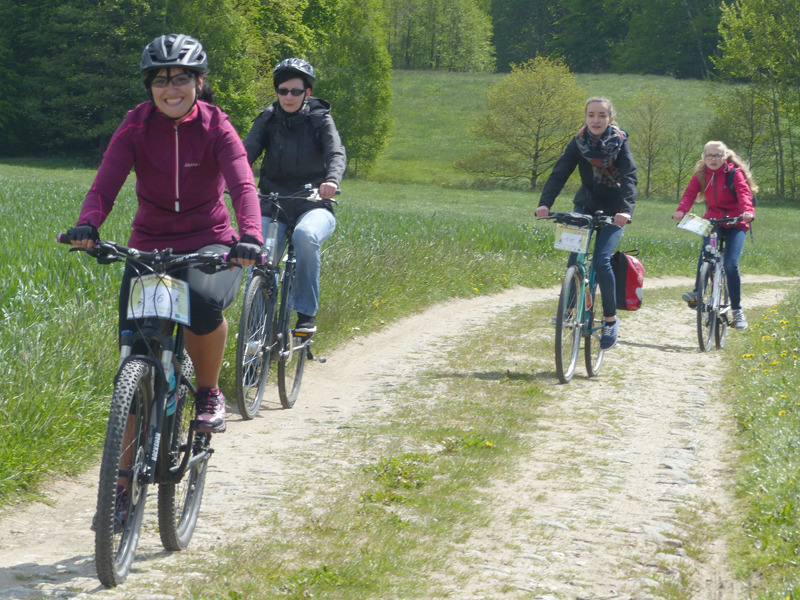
[{"left": 1, "top": 70, "right": 800, "bottom": 596}]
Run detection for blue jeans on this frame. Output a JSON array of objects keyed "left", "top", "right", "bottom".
[
  {"left": 695, "top": 227, "right": 746, "bottom": 310},
  {"left": 263, "top": 208, "right": 336, "bottom": 317},
  {"left": 566, "top": 208, "right": 625, "bottom": 319}
]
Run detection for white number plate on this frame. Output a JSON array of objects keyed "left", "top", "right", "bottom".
[
  {"left": 127, "top": 273, "right": 191, "bottom": 326},
  {"left": 677, "top": 213, "right": 713, "bottom": 236},
  {"left": 554, "top": 224, "right": 590, "bottom": 253}
]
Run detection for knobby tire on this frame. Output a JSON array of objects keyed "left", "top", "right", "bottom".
[
  {"left": 157, "top": 352, "right": 208, "bottom": 551},
  {"left": 235, "top": 274, "right": 276, "bottom": 419},
  {"left": 95, "top": 359, "right": 152, "bottom": 587}
]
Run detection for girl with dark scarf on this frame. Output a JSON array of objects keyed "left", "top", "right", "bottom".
[{"left": 536, "top": 97, "right": 638, "bottom": 350}]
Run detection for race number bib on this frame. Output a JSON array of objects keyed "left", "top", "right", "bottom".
[
  {"left": 554, "top": 223, "right": 590, "bottom": 253},
  {"left": 677, "top": 213, "right": 713, "bottom": 236},
  {"left": 128, "top": 274, "right": 190, "bottom": 326}
]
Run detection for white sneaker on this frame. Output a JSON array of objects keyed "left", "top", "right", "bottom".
[{"left": 732, "top": 309, "right": 748, "bottom": 330}]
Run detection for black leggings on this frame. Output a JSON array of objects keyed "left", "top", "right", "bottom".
[{"left": 118, "top": 244, "right": 242, "bottom": 336}]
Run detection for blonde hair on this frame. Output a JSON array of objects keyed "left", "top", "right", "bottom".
[
  {"left": 585, "top": 97, "right": 616, "bottom": 122},
  {"left": 694, "top": 140, "right": 759, "bottom": 201}
]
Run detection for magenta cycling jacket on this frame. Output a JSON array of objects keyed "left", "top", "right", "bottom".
[{"left": 77, "top": 100, "right": 262, "bottom": 252}]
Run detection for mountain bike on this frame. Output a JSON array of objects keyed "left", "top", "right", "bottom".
[
  {"left": 234, "top": 188, "right": 333, "bottom": 418},
  {"left": 540, "top": 211, "right": 619, "bottom": 384},
  {"left": 59, "top": 235, "right": 239, "bottom": 587},
  {"left": 678, "top": 214, "right": 743, "bottom": 352}
]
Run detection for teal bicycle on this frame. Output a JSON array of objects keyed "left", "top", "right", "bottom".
[{"left": 541, "top": 212, "right": 618, "bottom": 384}]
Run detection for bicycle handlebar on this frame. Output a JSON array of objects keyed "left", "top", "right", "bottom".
[
  {"left": 57, "top": 235, "right": 255, "bottom": 270},
  {"left": 705, "top": 216, "right": 744, "bottom": 226},
  {"left": 538, "top": 211, "right": 630, "bottom": 228}
]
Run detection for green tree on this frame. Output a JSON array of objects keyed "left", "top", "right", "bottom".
[
  {"left": 626, "top": 86, "right": 668, "bottom": 197},
  {"left": 715, "top": 0, "right": 800, "bottom": 198},
  {"left": 456, "top": 56, "right": 586, "bottom": 190},
  {"left": 611, "top": 0, "right": 719, "bottom": 79},
  {"left": 385, "top": 0, "right": 494, "bottom": 71},
  {"left": 313, "top": 0, "right": 392, "bottom": 176},
  {"left": 548, "top": 0, "right": 630, "bottom": 73},
  {"left": 492, "top": 0, "right": 563, "bottom": 72}
]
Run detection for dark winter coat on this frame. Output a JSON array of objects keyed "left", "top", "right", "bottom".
[
  {"left": 243, "top": 98, "right": 346, "bottom": 224},
  {"left": 538, "top": 136, "right": 638, "bottom": 217}
]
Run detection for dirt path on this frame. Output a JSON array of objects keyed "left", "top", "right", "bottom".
[{"left": 0, "top": 274, "right": 795, "bottom": 600}]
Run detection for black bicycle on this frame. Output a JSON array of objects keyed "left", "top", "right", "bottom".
[
  {"left": 235, "top": 188, "right": 333, "bottom": 418},
  {"left": 59, "top": 235, "right": 239, "bottom": 586}
]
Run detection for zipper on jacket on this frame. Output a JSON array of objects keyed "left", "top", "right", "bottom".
[{"left": 173, "top": 126, "right": 180, "bottom": 212}]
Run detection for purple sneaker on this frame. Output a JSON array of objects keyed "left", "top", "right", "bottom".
[{"left": 195, "top": 387, "right": 227, "bottom": 433}]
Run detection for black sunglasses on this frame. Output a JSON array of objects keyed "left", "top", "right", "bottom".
[{"left": 276, "top": 87, "right": 306, "bottom": 97}]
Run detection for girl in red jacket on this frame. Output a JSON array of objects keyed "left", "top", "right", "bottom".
[{"left": 672, "top": 140, "right": 756, "bottom": 330}]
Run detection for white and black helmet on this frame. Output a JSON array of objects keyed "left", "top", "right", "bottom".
[
  {"left": 140, "top": 34, "right": 208, "bottom": 74},
  {"left": 273, "top": 58, "right": 316, "bottom": 89}
]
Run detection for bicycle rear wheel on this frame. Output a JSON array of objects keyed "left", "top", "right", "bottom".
[
  {"left": 555, "top": 266, "right": 583, "bottom": 384},
  {"left": 715, "top": 269, "right": 729, "bottom": 349},
  {"left": 95, "top": 359, "right": 152, "bottom": 587},
  {"left": 697, "top": 261, "right": 716, "bottom": 352},
  {"left": 158, "top": 353, "right": 209, "bottom": 551},
  {"left": 584, "top": 279, "right": 605, "bottom": 377},
  {"left": 235, "top": 273, "right": 277, "bottom": 419},
  {"left": 277, "top": 268, "right": 307, "bottom": 408}
]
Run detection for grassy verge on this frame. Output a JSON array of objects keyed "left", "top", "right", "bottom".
[
  {"left": 724, "top": 289, "right": 800, "bottom": 597},
  {"left": 1, "top": 162, "right": 799, "bottom": 508}
]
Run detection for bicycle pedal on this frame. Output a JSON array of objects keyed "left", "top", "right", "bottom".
[{"left": 687, "top": 301, "right": 697, "bottom": 309}]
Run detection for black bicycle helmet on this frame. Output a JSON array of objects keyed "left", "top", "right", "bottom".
[
  {"left": 140, "top": 34, "right": 208, "bottom": 74},
  {"left": 273, "top": 58, "right": 316, "bottom": 89}
]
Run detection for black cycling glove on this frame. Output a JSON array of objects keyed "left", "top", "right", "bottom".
[
  {"left": 67, "top": 224, "right": 99, "bottom": 243},
  {"left": 229, "top": 234, "right": 262, "bottom": 262}
]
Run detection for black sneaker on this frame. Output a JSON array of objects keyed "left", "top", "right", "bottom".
[{"left": 294, "top": 313, "right": 317, "bottom": 334}]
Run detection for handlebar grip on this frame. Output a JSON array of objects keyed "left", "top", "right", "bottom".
[{"left": 222, "top": 253, "right": 267, "bottom": 265}]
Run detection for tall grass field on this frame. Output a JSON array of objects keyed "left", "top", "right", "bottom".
[{"left": 1, "top": 70, "right": 800, "bottom": 595}]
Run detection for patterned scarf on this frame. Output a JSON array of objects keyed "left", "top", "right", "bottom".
[{"left": 574, "top": 124, "right": 628, "bottom": 188}]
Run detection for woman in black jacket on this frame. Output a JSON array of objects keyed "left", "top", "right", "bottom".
[
  {"left": 243, "top": 58, "right": 346, "bottom": 333},
  {"left": 535, "top": 97, "right": 638, "bottom": 350}
]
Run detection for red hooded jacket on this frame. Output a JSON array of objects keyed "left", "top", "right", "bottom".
[{"left": 677, "top": 161, "right": 755, "bottom": 230}]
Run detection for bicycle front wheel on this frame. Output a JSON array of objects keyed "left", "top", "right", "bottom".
[
  {"left": 235, "top": 273, "right": 277, "bottom": 419},
  {"left": 95, "top": 359, "right": 152, "bottom": 587},
  {"left": 715, "top": 269, "right": 729, "bottom": 349},
  {"left": 697, "top": 261, "right": 716, "bottom": 352},
  {"left": 584, "top": 279, "right": 605, "bottom": 377},
  {"left": 158, "top": 352, "right": 209, "bottom": 551},
  {"left": 555, "top": 266, "right": 583, "bottom": 384}
]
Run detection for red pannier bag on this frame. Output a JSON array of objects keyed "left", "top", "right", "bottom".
[{"left": 611, "top": 251, "right": 644, "bottom": 310}]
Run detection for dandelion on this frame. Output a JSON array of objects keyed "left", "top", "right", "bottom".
[
  {"left": 781, "top": 394, "right": 788, "bottom": 399},
  {"left": 762, "top": 335, "right": 774, "bottom": 342},
  {"left": 779, "top": 410, "right": 787, "bottom": 416},
  {"left": 771, "top": 360, "right": 781, "bottom": 366},
  {"left": 742, "top": 353, "right": 755, "bottom": 358}
]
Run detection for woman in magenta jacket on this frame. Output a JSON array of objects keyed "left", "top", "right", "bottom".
[
  {"left": 672, "top": 140, "right": 756, "bottom": 330},
  {"left": 68, "top": 34, "right": 263, "bottom": 433}
]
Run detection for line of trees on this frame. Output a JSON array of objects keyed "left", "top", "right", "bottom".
[{"left": 3, "top": 0, "right": 800, "bottom": 200}]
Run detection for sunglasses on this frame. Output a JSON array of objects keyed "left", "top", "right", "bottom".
[
  {"left": 151, "top": 72, "right": 195, "bottom": 88},
  {"left": 276, "top": 87, "right": 306, "bottom": 97}
]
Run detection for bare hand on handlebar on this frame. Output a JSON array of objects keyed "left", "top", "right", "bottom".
[{"left": 318, "top": 181, "right": 339, "bottom": 199}]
